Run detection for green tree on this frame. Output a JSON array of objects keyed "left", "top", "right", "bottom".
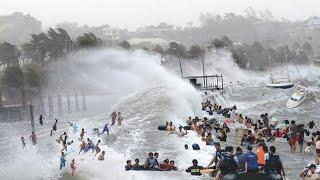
[
  {"left": 0, "top": 42, "right": 21, "bottom": 67},
  {"left": 302, "top": 42, "right": 313, "bottom": 56},
  {"left": 188, "top": 44, "right": 202, "bottom": 58},
  {"left": 1, "top": 65, "right": 26, "bottom": 105},
  {"left": 118, "top": 40, "right": 131, "bottom": 50}
]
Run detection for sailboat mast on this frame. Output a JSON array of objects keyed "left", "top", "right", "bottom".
[
  {"left": 283, "top": 45, "right": 290, "bottom": 81},
  {"left": 267, "top": 50, "right": 273, "bottom": 83}
]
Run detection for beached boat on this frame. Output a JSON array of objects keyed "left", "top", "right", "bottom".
[{"left": 287, "top": 85, "right": 310, "bottom": 108}]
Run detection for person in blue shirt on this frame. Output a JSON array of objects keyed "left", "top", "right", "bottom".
[
  {"left": 144, "top": 152, "right": 159, "bottom": 170},
  {"left": 60, "top": 151, "right": 71, "bottom": 170},
  {"left": 244, "top": 146, "right": 259, "bottom": 173}
]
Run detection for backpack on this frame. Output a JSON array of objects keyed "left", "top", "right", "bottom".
[
  {"left": 220, "top": 155, "right": 238, "bottom": 175},
  {"left": 265, "top": 154, "right": 282, "bottom": 175},
  {"left": 235, "top": 153, "right": 246, "bottom": 171},
  {"left": 192, "top": 143, "right": 200, "bottom": 150}
]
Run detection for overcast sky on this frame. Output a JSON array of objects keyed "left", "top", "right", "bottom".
[{"left": 2, "top": 0, "right": 319, "bottom": 30}]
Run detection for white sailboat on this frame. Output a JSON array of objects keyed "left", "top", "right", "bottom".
[
  {"left": 287, "top": 85, "right": 310, "bottom": 108},
  {"left": 266, "top": 46, "right": 294, "bottom": 89}
]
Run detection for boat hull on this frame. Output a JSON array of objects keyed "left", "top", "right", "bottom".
[{"left": 266, "top": 82, "right": 294, "bottom": 89}]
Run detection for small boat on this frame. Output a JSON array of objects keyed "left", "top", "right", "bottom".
[
  {"left": 266, "top": 79, "right": 294, "bottom": 89},
  {"left": 286, "top": 85, "right": 309, "bottom": 108}
]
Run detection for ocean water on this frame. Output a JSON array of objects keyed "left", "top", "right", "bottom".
[{"left": 0, "top": 49, "right": 319, "bottom": 180}]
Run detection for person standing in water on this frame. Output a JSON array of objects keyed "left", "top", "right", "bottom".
[
  {"left": 30, "top": 131, "right": 37, "bottom": 145},
  {"left": 21, "top": 136, "right": 26, "bottom": 148},
  {"left": 98, "top": 123, "right": 109, "bottom": 136},
  {"left": 79, "top": 141, "right": 86, "bottom": 154},
  {"left": 95, "top": 140, "right": 101, "bottom": 156},
  {"left": 60, "top": 151, "right": 70, "bottom": 170},
  {"left": 79, "top": 128, "right": 85, "bottom": 141},
  {"left": 53, "top": 119, "right": 58, "bottom": 132},
  {"left": 70, "top": 159, "right": 76, "bottom": 176},
  {"left": 69, "top": 121, "right": 78, "bottom": 134},
  {"left": 62, "top": 132, "right": 68, "bottom": 151},
  {"left": 39, "top": 115, "right": 43, "bottom": 126},
  {"left": 117, "top": 112, "right": 123, "bottom": 126},
  {"left": 110, "top": 112, "right": 117, "bottom": 126}
]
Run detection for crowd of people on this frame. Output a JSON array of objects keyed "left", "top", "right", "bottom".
[
  {"left": 125, "top": 152, "right": 178, "bottom": 171},
  {"left": 20, "top": 111, "right": 123, "bottom": 176},
  {"left": 18, "top": 94, "right": 320, "bottom": 179},
  {"left": 153, "top": 98, "right": 320, "bottom": 179}
]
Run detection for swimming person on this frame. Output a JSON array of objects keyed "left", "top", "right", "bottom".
[{"left": 110, "top": 112, "right": 117, "bottom": 126}]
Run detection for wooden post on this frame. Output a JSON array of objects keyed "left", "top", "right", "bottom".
[
  {"left": 0, "top": 91, "right": 3, "bottom": 108},
  {"left": 221, "top": 74, "right": 224, "bottom": 90},
  {"left": 48, "top": 94, "right": 53, "bottom": 118},
  {"left": 29, "top": 105, "right": 35, "bottom": 132},
  {"left": 67, "top": 93, "right": 71, "bottom": 113},
  {"left": 40, "top": 96, "right": 44, "bottom": 115},
  {"left": 82, "top": 90, "right": 87, "bottom": 111},
  {"left": 58, "top": 93, "right": 62, "bottom": 116},
  {"left": 75, "top": 90, "right": 79, "bottom": 111}
]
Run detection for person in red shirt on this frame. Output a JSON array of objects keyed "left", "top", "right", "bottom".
[
  {"left": 273, "top": 128, "right": 283, "bottom": 138},
  {"left": 160, "top": 159, "right": 171, "bottom": 171}
]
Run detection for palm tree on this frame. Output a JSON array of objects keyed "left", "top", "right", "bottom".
[{"left": 76, "top": 32, "right": 102, "bottom": 48}]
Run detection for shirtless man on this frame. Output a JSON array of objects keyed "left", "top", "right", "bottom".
[{"left": 30, "top": 131, "right": 37, "bottom": 145}]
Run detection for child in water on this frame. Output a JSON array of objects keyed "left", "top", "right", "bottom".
[
  {"left": 70, "top": 159, "right": 76, "bottom": 176},
  {"left": 305, "top": 142, "right": 313, "bottom": 156}
]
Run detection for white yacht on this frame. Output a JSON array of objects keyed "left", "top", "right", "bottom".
[{"left": 286, "top": 85, "right": 310, "bottom": 108}]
